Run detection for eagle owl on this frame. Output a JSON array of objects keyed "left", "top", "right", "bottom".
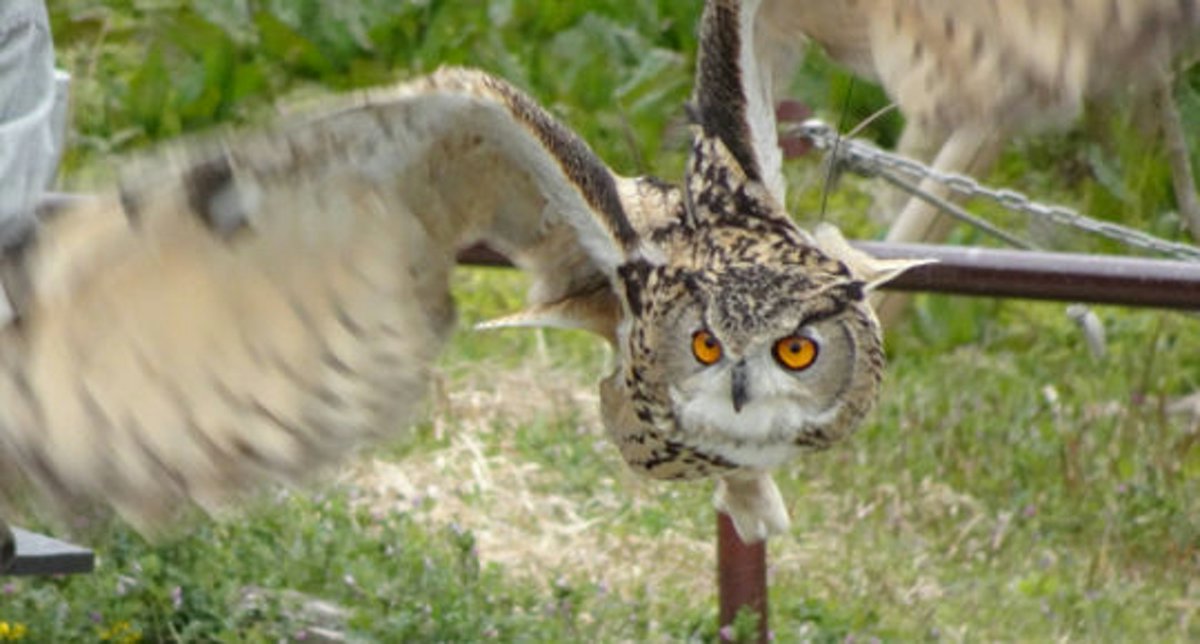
[{"left": 0, "top": 0, "right": 923, "bottom": 543}]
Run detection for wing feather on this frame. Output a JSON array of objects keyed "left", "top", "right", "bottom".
[
  {"left": 695, "top": 0, "right": 787, "bottom": 203},
  {"left": 0, "top": 67, "right": 636, "bottom": 530}
]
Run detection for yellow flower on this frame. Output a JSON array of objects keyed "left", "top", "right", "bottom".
[
  {"left": 0, "top": 621, "right": 29, "bottom": 641},
  {"left": 98, "top": 620, "right": 141, "bottom": 643}
]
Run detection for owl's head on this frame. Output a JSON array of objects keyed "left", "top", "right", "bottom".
[
  {"left": 630, "top": 249, "right": 883, "bottom": 464},
  {"left": 611, "top": 133, "right": 926, "bottom": 470}
]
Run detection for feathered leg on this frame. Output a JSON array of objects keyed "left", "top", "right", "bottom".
[{"left": 714, "top": 470, "right": 790, "bottom": 543}]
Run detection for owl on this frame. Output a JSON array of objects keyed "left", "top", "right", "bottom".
[
  {"left": 756, "top": 0, "right": 1200, "bottom": 322},
  {"left": 0, "top": 0, "right": 923, "bottom": 543}
]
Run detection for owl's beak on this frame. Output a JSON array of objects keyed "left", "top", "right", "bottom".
[{"left": 731, "top": 360, "right": 750, "bottom": 413}]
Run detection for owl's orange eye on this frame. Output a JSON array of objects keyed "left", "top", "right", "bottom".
[
  {"left": 773, "top": 335, "right": 819, "bottom": 371},
  {"left": 691, "top": 330, "right": 723, "bottom": 365}
]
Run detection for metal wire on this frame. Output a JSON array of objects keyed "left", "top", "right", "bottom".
[{"left": 795, "top": 120, "right": 1200, "bottom": 262}]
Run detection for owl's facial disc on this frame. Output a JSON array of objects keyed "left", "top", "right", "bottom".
[{"left": 690, "top": 324, "right": 824, "bottom": 414}]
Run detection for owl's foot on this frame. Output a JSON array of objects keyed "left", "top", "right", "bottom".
[{"left": 713, "top": 471, "right": 790, "bottom": 543}]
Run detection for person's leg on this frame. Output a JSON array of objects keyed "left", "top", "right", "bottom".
[{"left": 0, "top": 0, "right": 58, "bottom": 246}]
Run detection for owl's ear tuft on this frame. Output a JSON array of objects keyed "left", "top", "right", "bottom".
[
  {"left": 813, "top": 223, "right": 935, "bottom": 291},
  {"left": 683, "top": 133, "right": 782, "bottom": 228}
]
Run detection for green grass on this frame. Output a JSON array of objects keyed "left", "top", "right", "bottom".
[{"left": 2, "top": 1, "right": 1198, "bottom": 642}]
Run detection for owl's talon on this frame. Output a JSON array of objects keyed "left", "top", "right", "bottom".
[{"left": 714, "top": 472, "right": 790, "bottom": 543}]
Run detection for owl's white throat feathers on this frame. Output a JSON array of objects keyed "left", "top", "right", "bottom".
[{"left": 668, "top": 355, "right": 841, "bottom": 469}]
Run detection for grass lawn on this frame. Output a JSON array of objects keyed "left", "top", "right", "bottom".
[{"left": 2, "top": 1, "right": 1198, "bottom": 641}]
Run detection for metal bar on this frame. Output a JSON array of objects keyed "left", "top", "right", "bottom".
[
  {"left": 38, "top": 196, "right": 1200, "bottom": 310},
  {"left": 717, "top": 512, "right": 768, "bottom": 643},
  {"left": 457, "top": 243, "right": 511, "bottom": 267},
  {"left": 458, "top": 242, "right": 1200, "bottom": 310},
  {"left": 858, "top": 241, "right": 1200, "bottom": 310},
  {"left": 1, "top": 525, "right": 95, "bottom": 577}
]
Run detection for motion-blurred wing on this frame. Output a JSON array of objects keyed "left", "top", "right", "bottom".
[{"left": 0, "top": 67, "right": 637, "bottom": 531}]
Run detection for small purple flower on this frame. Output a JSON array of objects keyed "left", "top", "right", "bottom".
[
  {"left": 1023, "top": 504, "right": 1037, "bottom": 518},
  {"left": 171, "top": 586, "right": 183, "bottom": 610},
  {"left": 89, "top": 611, "right": 103, "bottom": 624},
  {"left": 2, "top": 583, "right": 15, "bottom": 595},
  {"left": 719, "top": 625, "right": 735, "bottom": 641},
  {"left": 295, "top": 629, "right": 309, "bottom": 641}
]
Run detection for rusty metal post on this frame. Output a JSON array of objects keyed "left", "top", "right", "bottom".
[
  {"left": 858, "top": 241, "right": 1200, "bottom": 310},
  {"left": 459, "top": 241, "right": 1200, "bottom": 310},
  {"left": 717, "top": 512, "right": 768, "bottom": 643}
]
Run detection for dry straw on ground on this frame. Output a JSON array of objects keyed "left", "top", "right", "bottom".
[{"left": 345, "top": 361, "right": 716, "bottom": 598}]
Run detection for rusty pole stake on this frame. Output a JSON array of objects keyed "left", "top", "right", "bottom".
[{"left": 717, "top": 512, "right": 769, "bottom": 642}]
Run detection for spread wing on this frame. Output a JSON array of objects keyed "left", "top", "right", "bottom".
[
  {"left": 693, "top": 0, "right": 789, "bottom": 204},
  {"left": 0, "top": 67, "right": 642, "bottom": 531}
]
